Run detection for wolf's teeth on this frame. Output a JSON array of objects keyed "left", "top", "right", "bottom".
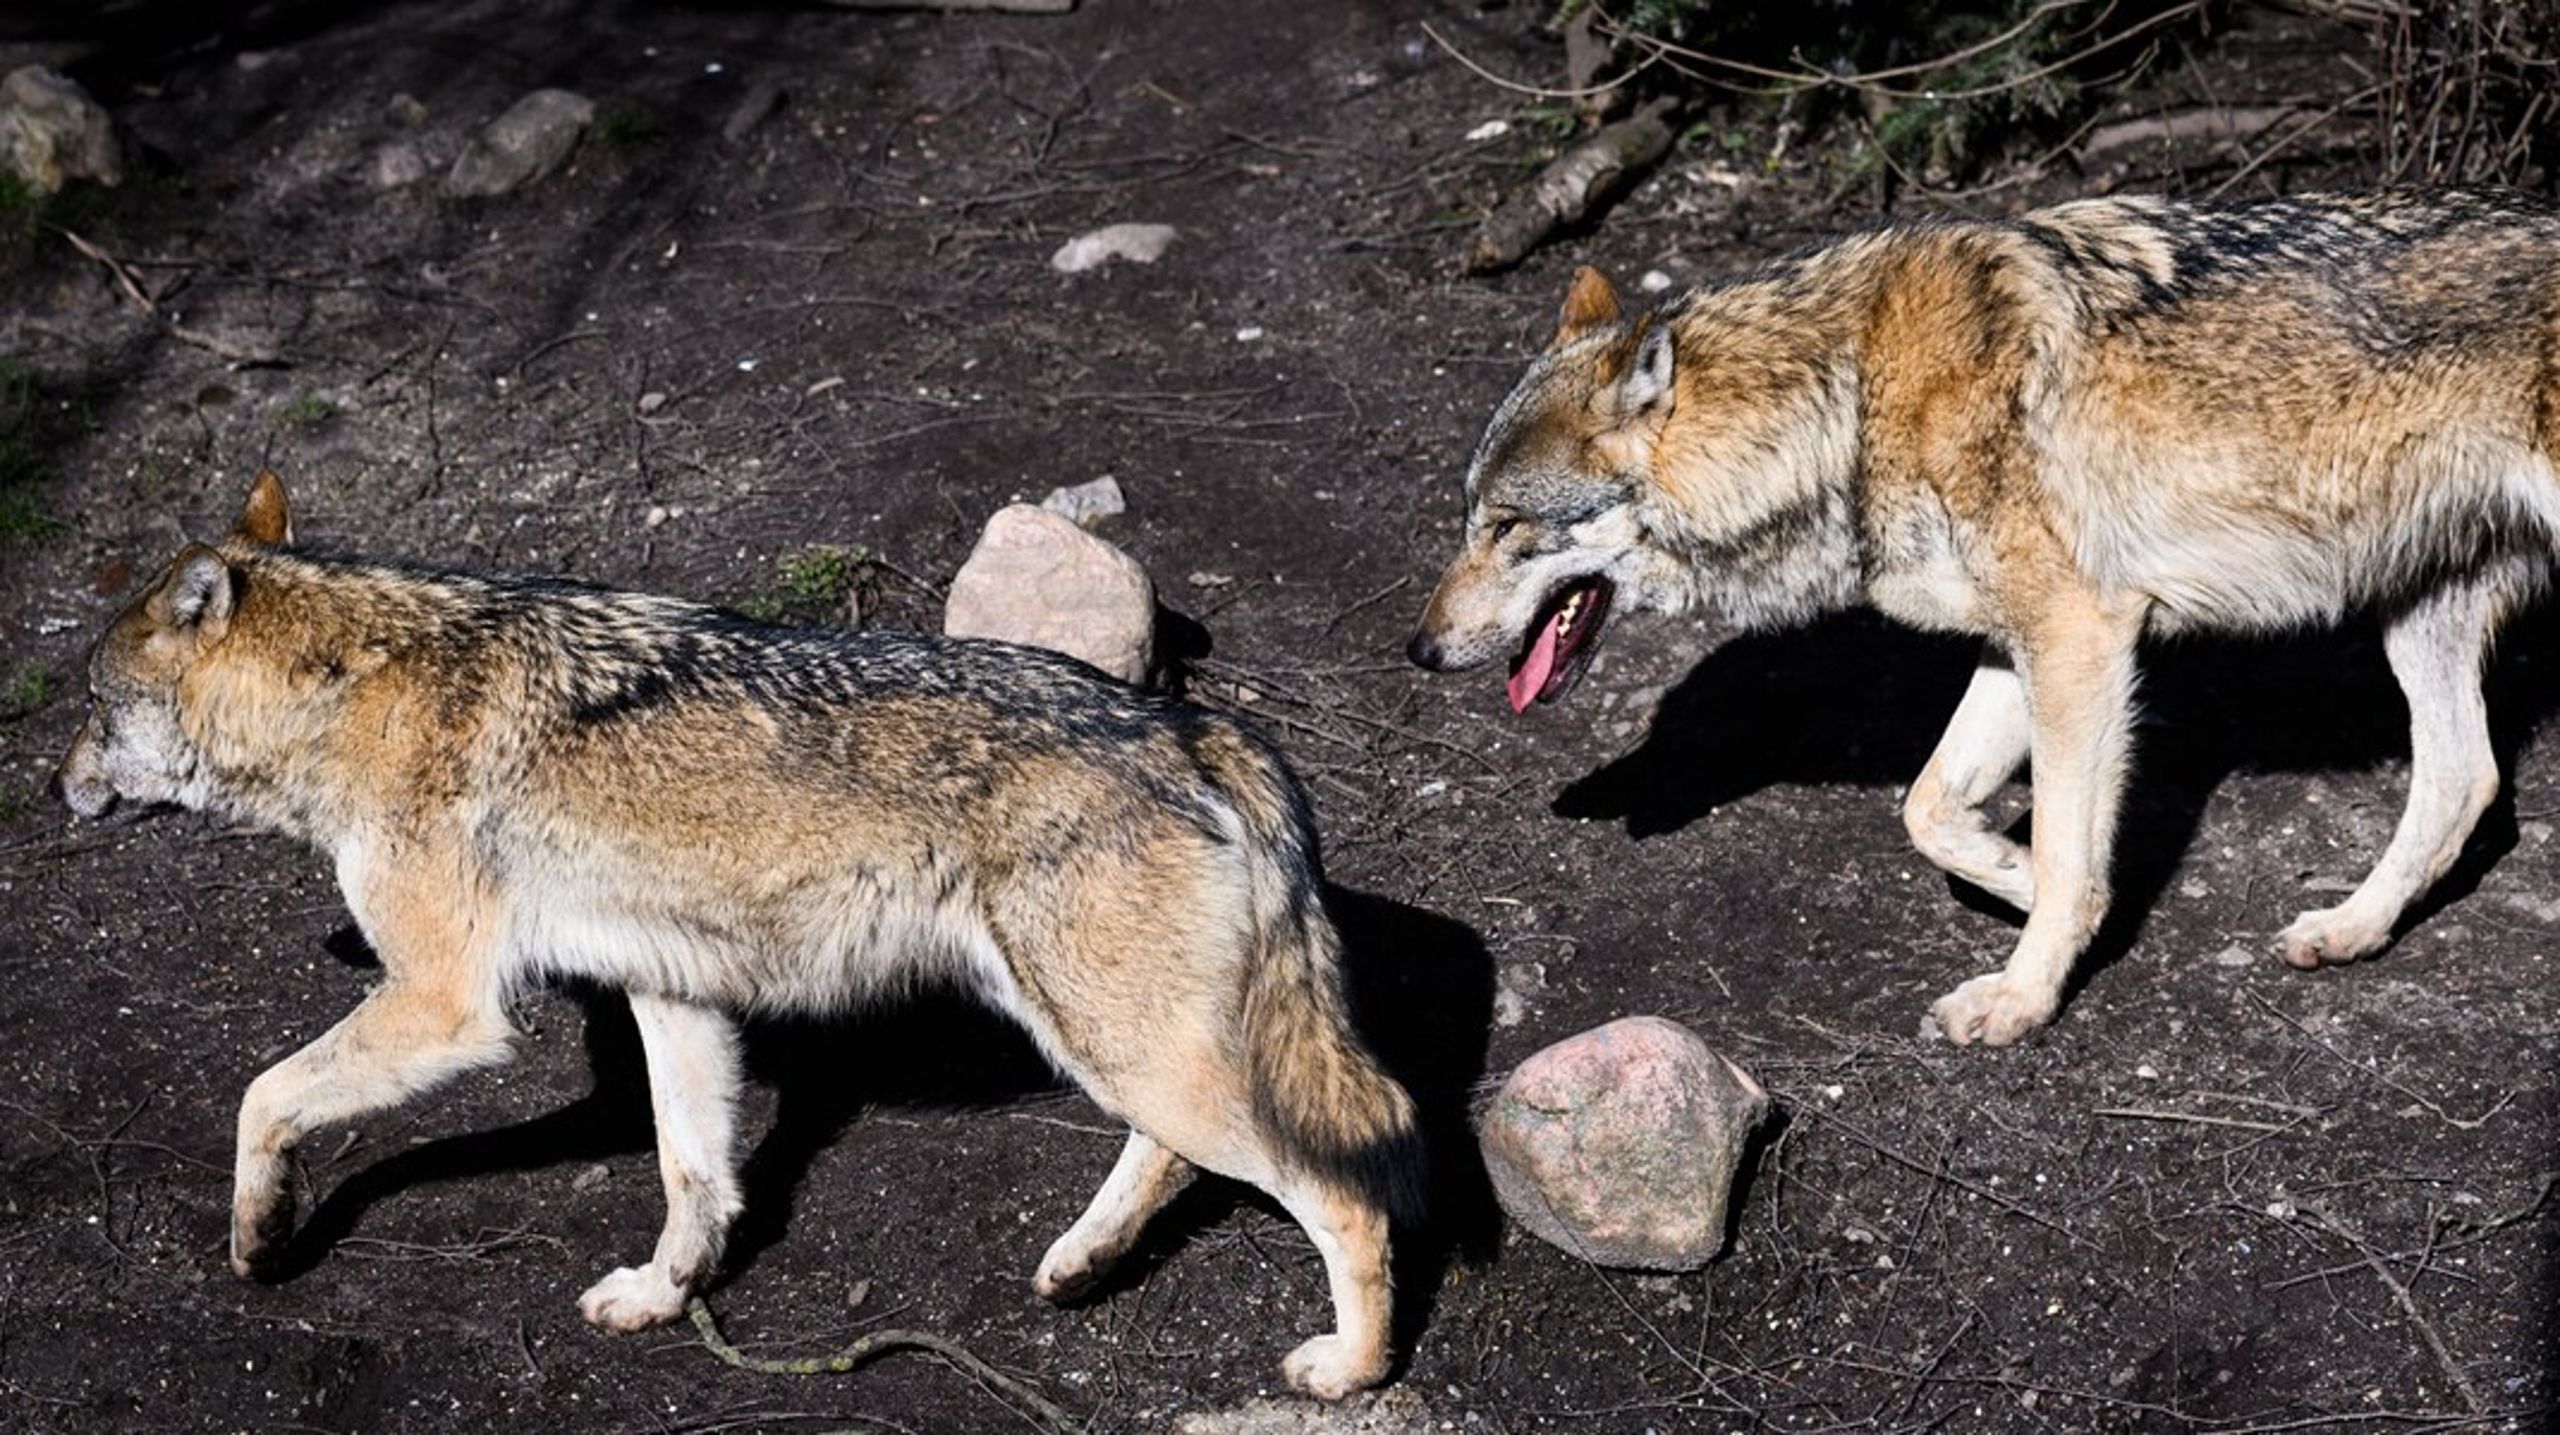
[{"left": 1559, "top": 592, "right": 1583, "bottom": 623}]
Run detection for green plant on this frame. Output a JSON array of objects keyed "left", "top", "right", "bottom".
[
  {"left": 0, "top": 359, "right": 56, "bottom": 540},
  {"left": 1556, "top": 0, "right": 2199, "bottom": 186},
  {"left": 277, "top": 391, "right": 338, "bottom": 428},
  {"left": 738, "top": 543, "right": 877, "bottom": 626},
  {"left": 0, "top": 660, "right": 50, "bottom": 720}
]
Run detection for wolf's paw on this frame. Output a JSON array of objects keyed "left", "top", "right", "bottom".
[
  {"left": 578, "top": 1264, "right": 688, "bottom": 1332},
  {"left": 1929, "top": 971, "right": 2058, "bottom": 1047},
  {"left": 229, "top": 1195, "right": 294, "bottom": 1279},
  {"left": 1281, "top": 1333, "right": 1388, "bottom": 1401},
  {"left": 1032, "top": 1234, "right": 1118, "bottom": 1304},
  {"left": 2278, "top": 905, "right": 2390, "bottom": 970}
]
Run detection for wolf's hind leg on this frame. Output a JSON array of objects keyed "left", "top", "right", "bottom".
[
  {"left": 1904, "top": 648, "right": 2036, "bottom": 912},
  {"left": 580, "top": 994, "right": 744, "bottom": 1331},
  {"left": 1270, "top": 1178, "right": 1396, "bottom": 1401},
  {"left": 2279, "top": 573, "right": 2516, "bottom": 967},
  {"left": 1034, "top": 1129, "right": 1195, "bottom": 1302}
]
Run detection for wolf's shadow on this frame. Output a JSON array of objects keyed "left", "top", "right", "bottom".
[
  {"left": 1554, "top": 602, "right": 2560, "bottom": 980},
  {"left": 278, "top": 884, "right": 1498, "bottom": 1351}
]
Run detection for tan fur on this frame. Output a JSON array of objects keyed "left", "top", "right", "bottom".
[
  {"left": 1412, "top": 189, "right": 2560, "bottom": 1045},
  {"left": 58, "top": 477, "right": 1422, "bottom": 1399}
]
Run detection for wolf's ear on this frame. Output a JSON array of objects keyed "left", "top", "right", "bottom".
[
  {"left": 1612, "top": 320, "right": 1677, "bottom": 419},
  {"left": 150, "top": 544, "right": 237, "bottom": 643},
  {"left": 1552, "top": 265, "right": 1623, "bottom": 348},
  {"left": 235, "top": 469, "right": 293, "bottom": 547}
]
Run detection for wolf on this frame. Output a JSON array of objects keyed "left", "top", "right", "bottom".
[
  {"left": 1409, "top": 189, "right": 2559, "bottom": 1047},
  {"left": 56, "top": 473, "right": 1423, "bottom": 1399}
]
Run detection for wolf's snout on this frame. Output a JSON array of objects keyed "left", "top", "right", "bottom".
[{"left": 1405, "top": 631, "right": 1447, "bottom": 671}]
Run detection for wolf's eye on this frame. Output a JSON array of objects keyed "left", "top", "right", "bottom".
[{"left": 1490, "top": 517, "right": 1523, "bottom": 542}]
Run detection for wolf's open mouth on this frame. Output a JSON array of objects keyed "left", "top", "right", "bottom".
[{"left": 1506, "top": 576, "right": 1614, "bottom": 713}]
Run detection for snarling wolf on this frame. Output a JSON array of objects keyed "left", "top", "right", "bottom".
[
  {"left": 1410, "top": 189, "right": 2559, "bottom": 1046},
  {"left": 57, "top": 474, "right": 1424, "bottom": 1398}
]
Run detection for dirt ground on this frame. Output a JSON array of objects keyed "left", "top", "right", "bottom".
[{"left": 1, "top": 2, "right": 2555, "bottom": 1431}]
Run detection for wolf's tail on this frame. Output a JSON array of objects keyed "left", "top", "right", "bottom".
[{"left": 1202, "top": 727, "right": 1428, "bottom": 1227}]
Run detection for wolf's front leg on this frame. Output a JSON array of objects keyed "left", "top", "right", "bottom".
[
  {"left": 232, "top": 978, "right": 515, "bottom": 1275},
  {"left": 578, "top": 993, "right": 743, "bottom": 1332},
  {"left": 1932, "top": 596, "right": 2145, "bottom": 1046}
]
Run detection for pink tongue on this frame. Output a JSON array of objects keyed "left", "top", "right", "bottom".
[{"left": 1506, "top": 609, "right": 1566, "bottom": 714}]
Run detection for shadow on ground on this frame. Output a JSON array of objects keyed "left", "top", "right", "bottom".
[
  {"left": 1558, "top": 601, "right": 2560, "bottom": 996},
  {"left": 276, "top": 883, "right": 1499, "bottom": 1350}
]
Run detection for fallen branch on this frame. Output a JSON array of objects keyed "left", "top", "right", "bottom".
[
  {"left": 60, "top": 228, "right": 286, "bottom": 368},
  {"left": 1462, "top": 98, "right": 1676, "bottom": 274},
  {"left": 687, "top": 1298, "right": 1079, "bottom": 1434}
]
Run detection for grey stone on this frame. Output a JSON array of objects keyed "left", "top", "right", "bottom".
[
  {"left": 446, "top": 88, "right": 595, "bottom": 198},
  {"left": 370, "top": 140, "right": 430, "bottom": 190},
  {"left": 1050, "top": 222, "right": 1177, "bottom": 273},
  {"left": 1039, "top": 474, "right": 1125, "bottom": 527},
  {"left": 1479, "top": 1015, "right": 1769, "bottom": 1271},
  {"left": 943, "top": 505, "right": 1154, "bottom": 686},
  {"left": 0, "top": 66, "right": 120, "bottom": 194}
]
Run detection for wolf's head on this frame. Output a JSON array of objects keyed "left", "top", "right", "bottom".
[
  {"left": 1404, "top": 267, "right": 1686, "bottom": 712},
  {"left": 56, "top": 471, "right": 293, "bottom": 819},
  {"left": 1408, "top": 263, "right": 1860, "bottom": 712}
]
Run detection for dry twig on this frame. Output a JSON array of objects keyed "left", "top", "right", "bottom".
[{"left": 687, "top": 1298, "right": 1079, "bottom": 1434}]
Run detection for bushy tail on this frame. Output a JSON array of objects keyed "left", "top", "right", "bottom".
[{"left": 1205, "top": 729, "right": 1428, "bottom": 1228}]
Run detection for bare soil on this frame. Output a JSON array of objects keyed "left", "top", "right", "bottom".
[{"left": 0, "top": 2, "right": 2554, "bottom": 1431}]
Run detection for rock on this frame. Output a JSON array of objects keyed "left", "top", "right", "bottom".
[
  {"left": 1039, "top": 474, "right": 1125, "bottom": 527},
  {"left": 1479, "top": 1015, "right": 1768, "bottom": 1271},
  {"left": 446, "top": 88, "right": 595, "bottom": 198},
  {"left": 1049, "top": 222, "right": 1177, "bottom": 274},
  {"left": 1174, "top": 1386, "right": 1435, "bottom": 1434},
  {"left": 0, "top": 66, "right": 121, "bottom": 194},
  {"left": 943, "top": 505, "right": 1154, "bottom": 686},
  {"left": 370, "top": 140, "right": 430, "bottom": 189}
]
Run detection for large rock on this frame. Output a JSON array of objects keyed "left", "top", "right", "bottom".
[
  {"left": 446, "top": 89, "right": 594, "bottom": 197},
  {"left": 1479, "top": 1015, "right": 1768, "bottom": 1271},
  {"left": 943, "top": 504, "right": 1154, "bottom": 685},
  {"left": 0, "top": 66, "right": 121, "bottom": 194}
]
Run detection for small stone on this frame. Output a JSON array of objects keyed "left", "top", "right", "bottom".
[
  {"left": 943, "top": 505, "right": 1155, "bottom": 686},
  {"left": 2210, "top": 944, "right": 2254, "bottom": 968},
  {"left": 1185, "top": 571, "right": 1233, "bottom": 589},
  {"left": 1465, "top": 119, "right": 1511, "bottom": 142},
  {"left": 644, "top": 505, "right": 670, "bottom": 529},
  {"left": 636, "top": 390, "right": 669, "bottom": 415},
  {"left": 369, "top": 141, "right": 429, "bottom": 190},
  {"left": 446, "top": 88, "right": 595, "bottom": 198},
  {"left": 1234, "top": 325, "right": 1265, "bottom": 342},
  {"left": 571, "top": 1163, "right": 610, "bottom": 1192},
  {"left": 1049, "top": 222, "right": 1177, "bottom": 274},
  {"left": 1479, "top": 1015, "right": 1768, "bottom": 1271},
  {"left": 1638, "top": 269, "right": 1675, "bottom": 293},
  {"left": 0, "top": 66, "right": 122, "bottom": 194},
  {"left": 1039, "top": 475, "right": 1125, "bottom": 528}
]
